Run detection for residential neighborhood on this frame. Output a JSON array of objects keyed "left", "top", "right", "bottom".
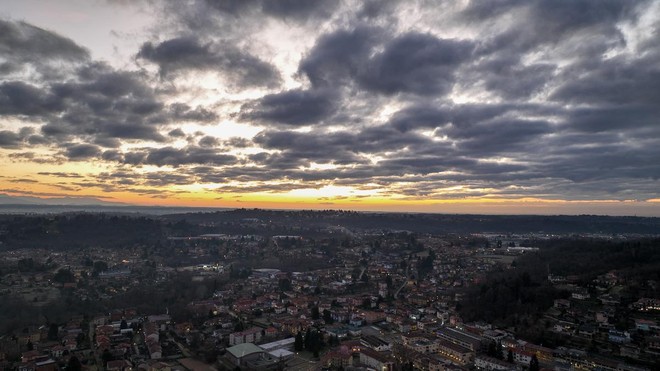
[{"left": 1, "top": 214, "right": 658, "bottom": 371}]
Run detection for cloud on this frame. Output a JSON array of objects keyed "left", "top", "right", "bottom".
[
  {"left": 137, "top": 36, "right": 281, "bottom": 87},
  {"left": 1, "top": 1, "right": 659, "bottom": 206},
  {"left": 357, "top": 32, "right": 474, "bottom": 96},
  {"left": 0, "top": 130, "right": 22, "bottom": 148},
  {"left": 110, "top": 146, "right": 239, "bottom": 167},
  {"left": 241, "top": 88, "right": 339, "bottom": 126},
  {"left": 198, "top": 0, "right": 340, "bottom": 21},
  {"left": 299, "top": 26, "right": 382, "bottom": 88},
  {"left": 0, "top": 81, "right": 62, "bottom": 115},
  {"left": 300, "top": 28, "right": 474, "bottom": 96},
  {"left": 0, "top": 19, "right": 89, "bottom": 78},
  {"left": 64, "top": 143, "right": 102, "bottom": 160}
]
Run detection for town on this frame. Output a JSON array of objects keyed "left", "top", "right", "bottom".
[{"left": 0, "top": 211, "right": 658, "bottom": 371}]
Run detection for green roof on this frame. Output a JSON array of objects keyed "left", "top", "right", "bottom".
[{"left": 227, "top": 343, "right": 264, "bottom": 358}]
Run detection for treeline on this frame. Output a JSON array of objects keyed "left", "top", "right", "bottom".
[
  {"left": 162, "top": 209, "right": 660, "bottom": 235},
  {"left": 458, "top": 237, "right": 660, "bottom": 345},
  {"left": 0, "top": 214, "right": 201, "bottom": 250}
]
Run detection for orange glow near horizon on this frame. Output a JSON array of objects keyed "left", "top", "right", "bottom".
[
  {"left": 3, "top": 178, "right": 660, "bottom": 216},
  {"left": 2, "top": 152, "right": 659, "bottom": 216}
]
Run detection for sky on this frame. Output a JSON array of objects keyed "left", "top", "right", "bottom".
[{"left": 0, "top": 0, "right": 659, "bottom": 216}]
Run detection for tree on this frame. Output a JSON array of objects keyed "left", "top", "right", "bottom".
[
  {"left": 311, "top": 306, "right": 320, "bottom": 320},
  {"left": 304, "top": 328, "right": 312, "bottom": 350},
  {"left": 487, "top": 341, "right": 496, "bottom": 357},
  {"left": 102, "top": 349, "right": 113, "bottom": 367},
  {"left": 93, "top": 261, "right": 108, "bottom": 273},
  {"left": 53, "top": 268, "right": 75, "bottom": 283},
  {"left": 529, "top": 354, "right": 539, "bottom": 371},
  {"left": 47, "top": 323, "right": 59, "bottom": 340},
  {"left": 294, "top": 332, "right": 304, "bottom": 351},
  {"left": 67, "top": 356, "right": 82, "bottom": 371},
  {"left": 278, "top": 278, "right": 292, "bottom": 292},
  {"left": 323, "top": 309, "right": 333, "bottom": 324}
]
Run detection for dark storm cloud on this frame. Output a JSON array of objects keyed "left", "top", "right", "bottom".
[
  {"left": 137, "top": 36, "right": 281, "bottom": 87},
  {"left": 241, "top": 88, "right": 339, "bottom": 126}
]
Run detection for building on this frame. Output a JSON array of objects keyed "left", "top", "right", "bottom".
[
  {"left": 226, "top": 343, "right": 280, "bottom": 370},
  {"left": 475, "top": 355, "right": 516, "bottom": 371},
  {"left": 258, "top": 337, "right": 295, "bottom": 353},
  {"left": 229, "top": 327, "right": 263, "bottom": 346},
  {"left": 361, "top": 335, "right": 392, "bottom": 352},
  {"left": 437, "top": 340, "right": 474, "bottom": 365},
  {"left": 359, "top": 348, "right": 394, "bottom": 371},
  {"left": 402, "top": 332, "right": 439, "bottom": 354},
  {"left": 436, "top": 327, "right": 483, "bottom": 351}
]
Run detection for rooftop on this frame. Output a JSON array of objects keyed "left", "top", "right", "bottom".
[{"left": 226, "top": 343, "right": 264, "bottom": 359}]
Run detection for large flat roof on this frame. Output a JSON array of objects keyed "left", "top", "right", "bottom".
[{"left": 226, "top": 343, "right": 264, "bottom": 359}]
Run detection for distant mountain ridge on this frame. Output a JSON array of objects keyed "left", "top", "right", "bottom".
[{"left": 0, "top": 193, "right": 125, "bottom": 206}]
